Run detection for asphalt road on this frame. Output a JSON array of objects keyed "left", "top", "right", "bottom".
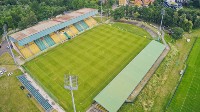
[{"left": 0, "top": 40, "right": 10, "bottom": 56}]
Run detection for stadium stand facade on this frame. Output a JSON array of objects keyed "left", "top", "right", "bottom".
[
  {"left": 17, "top": 75, "right": 53, "bottom": 112},
  {"left": 9, "top": 8, "right": 98, "bottom": 59}
]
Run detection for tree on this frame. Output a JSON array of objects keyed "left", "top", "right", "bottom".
[
  {"left": 179, "top": 14, "right": 187, "bottom": 29},
  {"left": 178, "top": 14, "right": 193, "bottom": 32},
  {"left": 133, "top": 12, "right": 140, "bottom": 19},
  {"left": 18, "top": 11, "right": 37, "bottom": 29},
  {"left": 112, "top": 7, "right": 125, "bottom": 20},
  {"left": 190, "top": 0, "right": 200, "bottom": 8},
  {"left": 171, "top": 27, "right": 184, "bottom": 40},
  {"left": 194, "top": 16, "right": 200, "bottom": 28},
  {"left": 185, "top": 20, "right": 193, "bottom": 32},
  {"left": 3, "top": 0, "right": 17, "bottom": 5},
  {"left": 172, "top": 12, "right": 179, "bottom": 26}
]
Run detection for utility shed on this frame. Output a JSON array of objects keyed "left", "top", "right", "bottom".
[{"left": 94, "top": 40, "right": 165, "bottom": 112}]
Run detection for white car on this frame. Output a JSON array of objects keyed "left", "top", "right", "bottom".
[{"left": 0, "top": 71, "right": 3, "bottom": 75}]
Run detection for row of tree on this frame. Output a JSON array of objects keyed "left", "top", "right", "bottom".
[
  {"left": 1, "top": 0, "right": 199, "bottom": 39},
  {"left": 0, "top": 0, "right": 65, "bottom": 36},
  {"left": 112, "top": 5, "right": 200, "bottom": 33},
  {"left": 189, "top": 0, "right": 200, "bottom": 8},
  {"left": 0, "top": 0, "right": 116, "bottom": 37}
]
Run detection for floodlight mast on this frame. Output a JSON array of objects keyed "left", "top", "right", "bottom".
[
  {"left": 64, "top": 75, "right": 78, "bottom": 112},
  {"left": 70, "top": 76, "right": 76, "bottom": 112},
  {"left": 160, "top": 8, "right": 165, "bottom": 31},
  {"left": 101, "top": 1, "right": 103, "bottom": 22},
  {"left": 159, "top": 8, "right": 165, "bottom": 40}
]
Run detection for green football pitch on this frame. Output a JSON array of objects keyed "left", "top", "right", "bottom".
[
  {"left": 167, "top": 37, "right": 200, "bottom": 112},
  {"left": 24, "top": 23, "right": 150, "bottom": 111}
]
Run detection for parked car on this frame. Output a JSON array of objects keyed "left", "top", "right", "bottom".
[{"left": 0, "top": 71, "right": 3, "bottom": 75}]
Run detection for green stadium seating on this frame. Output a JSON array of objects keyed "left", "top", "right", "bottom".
[
  {"left": 64, "top": 32, "right": 71, "bottom": 39},
  {"left": 80, "top": 20, "right": 89, "bottom": 29},
  {"left": 44, "top": 35, "right": 55, "bottom": 47},
  {"left": 74, "top": 22, "right": 84, "bottom": 32},
  {"left": 17, "top": 75, "right": 53, "bottom": 111},
  {"left": 34, "top": 39, "right": 47, "bottom": 51}
]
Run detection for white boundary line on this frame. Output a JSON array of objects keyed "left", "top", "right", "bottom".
[{"left": 180, "top": 70, "right": 197, "bottom": 112}]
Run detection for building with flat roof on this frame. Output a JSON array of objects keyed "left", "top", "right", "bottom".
[
  {"left": 119, "top": 0, "right": 129, "bottom": 6},
  {"left": 119, "top": 0, "right": 155, "bottom": 6}
]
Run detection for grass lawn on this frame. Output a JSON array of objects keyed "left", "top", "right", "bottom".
[
  {"left": 0, "top": 53, "right": 15, "bottom": 65},
  {"left": 0, "top": 53, "right": 17, "bottom": 72},
  {"left": 93, "top": 16, "right": 108, "bottom": 23},
  {"left": 0, "top": 69, "right": 41, "bottom": 112},
  {"left": 23, "top": 23, "right": 150, "bottom": 111},
  {"left": 0, "top": 53, "right": 41, "bottom": 112},
  {"left": 119, "top": 29, "right": 200, "bottom": 112},
  {"left": 167, "top": 37, "right": 200, "bottom": 112}
]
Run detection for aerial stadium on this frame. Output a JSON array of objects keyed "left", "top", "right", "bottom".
[{"left": 8, "top": 8, "right": 166, "bottom": 112}]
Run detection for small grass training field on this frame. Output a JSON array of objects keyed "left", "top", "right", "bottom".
[
  {"left": 0, "top": 53, "right": 17, "bottom": 72},
  {"left": 24, "top": 23, "right": 150, "bottom": 111},
  {"left": 0, "top": 53, "right": 41, "bottom": 112},
  {"left": 167, "top": 37, "right": 200, "bottom": 112},
  {"left": 0, "top": 69, "right": 41, "bottom": 112}
]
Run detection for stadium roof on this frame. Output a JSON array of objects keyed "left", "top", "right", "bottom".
[
  {"left": 94, "top": 40, "right": 165, "bottom": 112},
  {"left": 9, "top": 8, "right": 98, "bottom": 46}
]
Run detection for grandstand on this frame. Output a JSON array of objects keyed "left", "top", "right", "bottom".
[
  {"left": 94, "top": 40, "right": 165, "bottom": 112},
  {"left": 9, "top": 8, "right": 98, "bottom": 59},
  {"left": 17, "top": 75, "right": 53, "bottom": 112}
]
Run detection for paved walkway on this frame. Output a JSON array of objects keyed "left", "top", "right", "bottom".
[
  {"left": 0, "top": 40, "right": 10, "bottom": 56},
  {"left": 19, "top": 67, "right": 65, "bottom": 112}
]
